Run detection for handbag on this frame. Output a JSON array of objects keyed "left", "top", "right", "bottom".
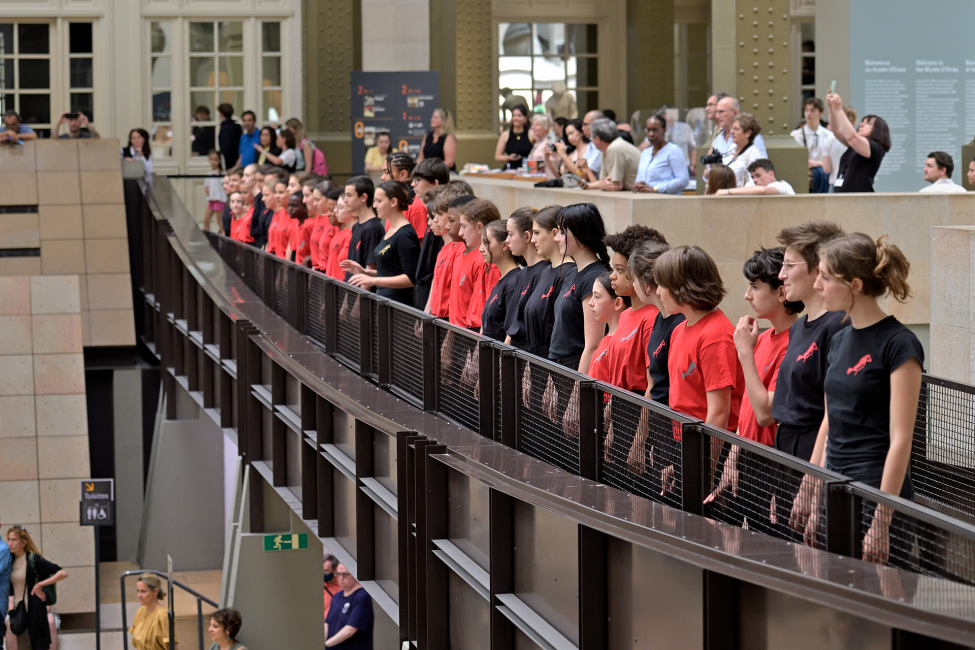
[
  {"left": 29, "top": 553, "right": 56, "bottom": 605},
  {"left": 9, "top": 580, "right": 28, "bottom": 636}
]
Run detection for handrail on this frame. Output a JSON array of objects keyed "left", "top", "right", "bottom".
[{"left": 119, "top": 569, "right": 218, "bottom": 650}]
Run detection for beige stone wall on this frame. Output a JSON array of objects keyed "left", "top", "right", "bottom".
[
  {"left": 930, "top": 226, "right": 975, "bottom": 383},
  {"left": 466, "top": 176, "right": 975, "bottom": 325},
  {"left": 0, "top": 139, "right": 134, "bottom": 347},
  {"left": 0, "top": 276, "right": 94, "bottom": 615}
]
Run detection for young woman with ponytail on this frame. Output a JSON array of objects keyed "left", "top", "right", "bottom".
[
  {"left": 793, "top": 233, "right": 923, "bottom": 564},
  {"left": 503, "top": 206, "right": 542, "bottom": 349},
  {"left": 479, "top": 220, "right": 521, "bottom": 341}
]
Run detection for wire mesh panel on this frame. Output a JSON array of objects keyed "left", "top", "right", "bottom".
[
  {"left": 703, "top": 431, "right": 829, "bottom": 547},
  {"left": 389, "top": 306, "right": 425, "bottom": 405},
  {"left": 272, "top": 261, "right": 289, "bottom": 318},
  {"left": 231, "top": 243, "right": 244, "bottom": 277},
  {"left": 516, "top": 357, "right": 581, "bottom": 475},
  {"left": 598, "top": 388, "right": 684, "bottom": 509},
  {"left": 307, "top": 273, "right": 329, "bottom": 347},
  {"left": 435, "top": 325, "right": 480, "bottom": 432},
  {"left": 335, "top": 284, "right": 361, "bottom": 368},
  {"left": 857, "top": 488, "right": 975, "bottom": 585},
  {"left": 912, "top": 377, "right": 975, "bottom": 520}
]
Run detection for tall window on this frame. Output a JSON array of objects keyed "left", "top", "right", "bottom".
[
  {"left": 68, "top": 23, "right": 94, "bottom": 122},
  {"left": 150, "top": 21, "right": 173, "bottom": 158},
  {"left": 799, "top": 22, "right": 815, "bottom": 112},
  {"left": 261, "top": 22, "right": 282, "bottom": 124},
  {"left": 188, "top": 21, "right": 244, "bottom": 157},
  {"left": 0, "top": 23, "right": 52, "bottom": 137},
  {"left": 497, "top": 23, "right": 597, "bottom": 124}
]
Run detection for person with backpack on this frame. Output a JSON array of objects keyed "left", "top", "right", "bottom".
[
  {"left": 6, "top": 526, "right": 67, "bottom": 650},
  {"left": 285, "top": 118, "right": 328, "bottom": 177}
]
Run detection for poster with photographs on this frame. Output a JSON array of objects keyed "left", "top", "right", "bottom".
[{"left": 351, "top": 71, "right": 440, "bottom": 174}]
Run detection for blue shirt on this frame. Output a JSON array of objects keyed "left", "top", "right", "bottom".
[
  {"left": 635, "top": 142, "right": 689, "bottom": 194},
  {"left": 583, "top": 141, "right": 602, "bottom": 175},
  {"left": 325, "top": 587, "right": 374, "bottom": 649},
  {"left": 238, "top": 130, "right": 261, "bottom": 167},
  {"left": 0, "top": 543, "right": 10, "bottom": 618}
]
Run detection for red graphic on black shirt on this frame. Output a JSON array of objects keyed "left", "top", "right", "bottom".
[
  {"left": 520, "top": 284, "right": 531, "bottom": 297},
  {"left": 489, "top": 293, "right": 500, "bottom": 306},
  {"left": 847, "top": 354, "right": 872, "bottom": 376},
  {"left": 562, "top": 284, "right": 576, "bottom": 299},
  {"left": 540, "top": 286, "right": 554, "bottom": 300},
  {"left": 652, "top": 340, "right": 667, "bottom": 357},
  {"left": 796, "top": 342, "right": 818, "bottom": 363},
  {"left": 356, "top": 242, "right": 361, "bottom": 250}
]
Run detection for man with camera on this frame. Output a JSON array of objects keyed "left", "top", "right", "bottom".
[
  {"left": 707, "top": 96, "right": 767, "bottom": 164},
  {"left": 56, "top": 111, "right": 100, "bottom": 139}
]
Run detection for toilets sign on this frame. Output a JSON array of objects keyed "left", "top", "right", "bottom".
[{"left": 79, "top": 479, "right": 114, "bottom": 526}]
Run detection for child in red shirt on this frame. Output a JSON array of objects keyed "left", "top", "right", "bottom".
[
  {"left": 604, "top": 226, "right": 668, "bottom": 393},
  {"left": 450, "top": 199, "right": 501, "bottom": 329},
  {"left": 428, "top": 194, "right": 475, "bottom": 318},
  {"left": 587, "top": 272, "right": 626, "bottom": 384},
  {"left": 228, "top": 191, "right": 254, "bottom": 244},
  {"left": 266, "top": 180, "right": 292, "bottom": 258},
  {"left": 285, "top": 191, "right": 312, "bottom": 264},
  {"left": 654, "top": 245, "right": 745, "bottom": 494},
  {"left": 325, "top": 196, "right": 355, "bottom": 281}
]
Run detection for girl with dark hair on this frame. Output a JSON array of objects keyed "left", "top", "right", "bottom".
[
  {"left": 258, "top": 129, "right": 297, "bottom": 174},
  {"left": 495, "top": 105, "right": 535, "bottom": 170},
  {"left": 207, "top": 608, "right": 246, "bottom": 650},
  {"left": 285, "top": 191, "right": 312, "bottom": 264},
  {"left": 265, "top": 179, "right": 291, "bottom": 258},
  {"left": 346, "top": 181, "right": 420, "bottom": 305},
  {"left": 413, "top": 188, "right": 445, "bottom": 310},
  {"left": 122, "top": 128, "right": 153, "bottom": 186},
  {"left": 480, "top": 220, "right": 521, "bottom": 341},
  {"left": 522, "top": 205, "right": 571, "bottom": 360},
  {"left": 503, "top": 206, "right": 543, "bottom": 349},
  {"left": 425, "top": 193, "right": 473, "bottom": 317},
  {"left": 704, "top": 164, "right": 737, "bottom": 194},
  {"left": 382, "top": 152, "right": 429, "bottom": 239},
  {"left": 365, "top": 131, "right": 393, "bottom": 173},
  {"left": 308, "top": 183, "right": 338, "bottom": 270},
  {"left": 418, "top": 108, "right": 457, "bottom": 171},
  {"left": 547, "top": 119, "right": 594, "bottom": 182},
  {"left": 253, "top": 126, "right": 281, "bottom": 166},
  {"left": 549, "top": 203, "right": 611, "bottom": 372},
  {"left": 794, "top": 234, "right": 922, "bottom": 562},
  {"left": 827, "top": 90, "right": 891, "bottom": 192}
]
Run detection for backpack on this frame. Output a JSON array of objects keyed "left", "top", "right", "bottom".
[
  {"left": 29, "top": 552, "right": 57, "bottom": 605},
  {"left": 302, "top": 138, "right": 329, "bottom": 177}
]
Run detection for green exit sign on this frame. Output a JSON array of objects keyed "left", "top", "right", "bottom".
[{"left": 263, "top": 533, "right": 308, "bottom": 551}]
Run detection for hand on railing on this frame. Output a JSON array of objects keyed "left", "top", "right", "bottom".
[
  {"left": 350, "top": 296, "right": 360, "bottom": 322},
  {"left": 626, "top": 406, "right": 651, "bottom": 474},
  {"left": 440, "top": 331, "right": 455, "bottom": 383},
  {"left": 542, "top": 375, "right": 558, "bottom": 423},
  {"left": 789, "top": 475, "right": 823, "bottom": 547},
  {"left": 704, "top": 445, "right": 739, "bottom": 507},
  {"left": 603, "top": 423, "right": 615, "bottom": 463},
  {"left": 339, "top": 259, "right": 366, "bottom": 276},
  {"left": 522, "top": 363, "right": 531, "bottom": 408},
  {"left": 562, "top": 382, "right": 580, "bottom": 438},
  {"left": 349, "top": 273, "right": 376, "bottom": 290},
  {"left": 413, "top": 319, "right": 423, "bottom": 340},
  {"left": 339, "top": 295, "right": 349, "bottom": 322},
  {"left": 661, "top": 464, "right": 676, "bottom": 496},
  {"left": 863, "top": 503, "right": 893, "bottom": 564},
  {"left": 461, "top": 347, "right": 479, "bottom": 394}
]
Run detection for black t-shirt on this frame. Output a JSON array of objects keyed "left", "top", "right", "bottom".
[
  {"left": 415, "top": 232, "right": 444, "bottom": 287},
  {"left": 374, "top": 224, "right": 420, "bottom": 305},
  {"left": 249, "top": 192, "right": 266, "bottom": 245},
  {"left": 548, "top": 261, "right": 608, "bottom": 361},
  {"left": 345, "top": 218, "right": 386, "bottom": 281},
  {"left": 771, "top": 310, "right": 849, "bottom": 429},
  {"left": 645, "top": 311, "right": 685, "bottom": 407},
  {"left": 836, "top": 139, "right": 885, "bottom": 193},
  {"left": 481, "top": 269, "right": 522, "bottom": 341},
  {"left": 324, "top": 587, "right": 374, "bottom": 649},
  {"left": 824, "top": 316, "right": 923, "bottom": 466},
  {"left": 506, "top": 262, "right": 548, "bottom": 350},
  {"left": 524, "top": 262, "right": 573, "bottom": 358},
  {"left": 221, "top": 202, "right": 232, "bottom": 236}
]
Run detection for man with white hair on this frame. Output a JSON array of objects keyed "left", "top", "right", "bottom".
[
  {"left": 711, "top": 96, "right": 767, "bottom": 162},
  {"left": 584, "top": 118, "right": 641, "bottom": 191}
]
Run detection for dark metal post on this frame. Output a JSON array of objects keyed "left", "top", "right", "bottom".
[
  {"left": 197, "top": 598, "right": 204, "bottom": 650},
  {"left": 359, "top": 295, "right": 374, "bottom": 378},
  {"left": 498, "top": 352, "right": 517, "bottom": 447},
  {"left": 94, "top": 526, "right": 101, "bottom": 650},
  {"left": 119, "top": 573, "right": 128, "bottom": 650},
  {"left": 377, "top": 302, "right": 391, "bottom": 386},
  {"left": 578, "top": 382, "right": 599, "bottom": 481},
  {"left": 681, "top": 423, "right": 705, "bottom": 516},
  {"left": 826, "top": 483, "right": 860, "bottom": 558},
  {"left": 477, "top": 341, "right": 496, "bottom": 439},
  {"left": 421, "top": 320, "right": 438, "bottom": 412}
]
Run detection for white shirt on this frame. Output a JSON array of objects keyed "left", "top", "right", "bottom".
[
  {"left": 790, "top": 124, "right": 834, "bottom": 162},
  {"left": 730, "top": 145, "right": 765, "bottom": 187},
  {"left": 824, "top": 137, "right": 848, "bottom": 187},
  {"left": 765, "top": 180, "right": 796, "bottom": 195},
  {"left": 713, "top": 130, "right": 767, "bottom": 161},
  {"left": 919, "top": 178, "right": 968, "bottom": 194},
  {"left": 584, "top": 141, "right": 602, "bottom": 175}
]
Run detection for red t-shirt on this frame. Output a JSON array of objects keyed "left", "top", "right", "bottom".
[
  {"left": 230, "top": 207, "right": 254, "bottom": 243},
  {"left": 325, "top": 227, "right": 352, "bottom": 281},
  {"left": 737, "top": 327, "right": 789, "bottom": 446},
  {"left": 283, "top": 218, "right": 299, "bottom": 259},
  {"left": 667, "top": 309, "right": 744, "bottom": 432},
  {"left": 294, "top": 219, "right": 315, "bottom": 266},
  {"left": 430, "top": 241, "right": 464, "bottom": 317},
  {"left": 316, "top": 222, "right": 337, "bottom": 271},
  {"left": 449, "top": 247, "right": 487, "bottom": 328},
  {"left": 266, "top": 209, "right": 291, "bottom": 257},
  {"left": 587, "top": 335, "right": 614, "bottom": 383},
  {"left": 607, "top": 303, "right": 659, "bottom": 392},
  {"left": 383, "top": 201, "right": 428, "bottom": 239},
  {"left": 468, "top": 263, "right": 500, "bottom": 329},
  {"left": 307, "top": 216, "right": 325, "bottom": 268}
]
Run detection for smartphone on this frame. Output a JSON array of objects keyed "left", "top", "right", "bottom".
[{"left": 829, "top": 80, "right": 836, "bottom": 94}]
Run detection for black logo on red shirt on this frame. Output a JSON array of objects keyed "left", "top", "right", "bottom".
[
  {"left": 796, "top": 342, "right": 818, "bottom": 363},
  {"left": 847, "top": 354, "right": 872, "bottom": 376}
]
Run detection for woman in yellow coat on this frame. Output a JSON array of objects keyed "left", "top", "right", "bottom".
[{"left": 128, "top": 574, "right": 178, "bottom": 650}]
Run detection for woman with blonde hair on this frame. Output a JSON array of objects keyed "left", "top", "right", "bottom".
[
  {"left": 6, "top": 526, "right": 68, "bottom": 650},
  {"left": 418, "top": 108, "right": 457, "bottom": 171},
  {"left": 129, "top": 573, "right": 178, "bottom": 650}
]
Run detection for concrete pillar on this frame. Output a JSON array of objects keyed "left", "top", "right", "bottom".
[
  {"left": 733, "top": 0, "right": 794, "bottom": 137},
  {"left": 627, "top": 0, "right": 674, "bottom": 115}
]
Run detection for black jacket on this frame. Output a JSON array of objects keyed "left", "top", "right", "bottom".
[
  {"left": 219, "top": 119, "right": 243, "bottom": 169},
  {"left": 9, "top": 553, "right": 62, "bottom": 650}
]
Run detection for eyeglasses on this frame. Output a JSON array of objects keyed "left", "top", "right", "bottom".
[
  {"left": 781, "top": 260, "right": 807, "bottom": 271},
  {"left": 12, "top": 525, "right": 25, "bottom": 531},
  {"left": 334, "top": 572, "right": 351, "bottom": 578}
]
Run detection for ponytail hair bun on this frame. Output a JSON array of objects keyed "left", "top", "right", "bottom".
[{"left": 819, "top": 233, "right": 912, "bottom": 302}]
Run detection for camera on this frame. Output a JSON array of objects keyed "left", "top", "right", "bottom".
[
  {"left": 700, "top": 148, "right": 723, "bottom": 166},
  {"left": 65, "top": 112, "right": 80, "bottom": 120}
]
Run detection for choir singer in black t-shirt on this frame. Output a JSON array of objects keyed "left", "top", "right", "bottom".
[{"left": 792, "top": 233, "right": 923, "bottom": 564}]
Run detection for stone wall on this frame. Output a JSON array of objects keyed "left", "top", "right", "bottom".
[
  {"left": 930, "top": 226, "right": 975, "bottom": 382},
  {"left": 0, "top": 275, "right": 94, "bottom": 615}
]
